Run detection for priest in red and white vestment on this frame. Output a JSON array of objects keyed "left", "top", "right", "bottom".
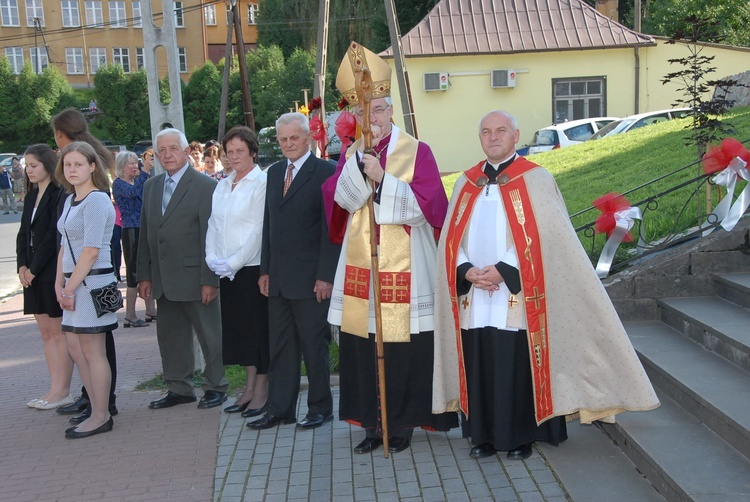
[
  {"left": 433, "top": 110, "right": 659, "bottom": 460},
  {"left": 323, "top": 42, "right": 457, "bottom": 455}
]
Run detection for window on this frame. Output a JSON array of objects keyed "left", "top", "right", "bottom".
[
  {"left": 89, "top": 47, "right": 106, "bottom": 73},
  {"left": 247, "top": 3, "right": 258, "bottom": 25},
  {"left": 4, "top": 47, "right": 23, "bottom": 74},
  {"left": 85, "top": 1, "right": 102, "bottom": 26},
  {"left": 551, "top": 77, "right": 606, "bottom": 123},
  {"left": 204, "top": 3, "right": 215, "bottom": 25},
  {"left": 65, "top": 47, "right": 84, "bottom": 74},
  {"left": 25, "top": 0, "right": 44, "bottom": 26},
  {"left": 61, "top": 0, "right": 80, "bottom": 27},
  {"left": 131, "top": 1, "right": 140, "bottom": 27},
  {"left": 1, "top": 0, "right": 20, "bottom": 26},
  {"left": 178, "top": 47, "right": 186, "bottom": 73},
  {"left": 108, "top": 1, "right": 125, "bottom": 28},
  {"left": 135, "top": 47, "right": 144, "bottom": 70},
  {"left": 113, "top": 47, "right": 130, "bottom": 72},
  {"left": 29, "top": 47, "right": 48, "bottom": 72},
  {"left": 173, "top": 1, "right": 183, "bottom": 27}
]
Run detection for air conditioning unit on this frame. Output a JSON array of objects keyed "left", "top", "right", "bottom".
[
  {"left": 491, "top": 69, "right": 517, "bottom": 88},
  {"left": 423, "top": 72, "right": 449, "bottom": 92}
]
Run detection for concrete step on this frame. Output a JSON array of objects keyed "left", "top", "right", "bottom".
[
  {"left": 601, "top": 390, "right": 750, "bottom": 502},
  {"left": 539, "top": 422, "right": 665, "bottom": 502},
  {"left": 625, "top": 320, "right": 750, "bottom": 459},
  {"left": 658, "top": 296, "right": 750, "bottom": 372},
  {"left": 715, "top": 272, "right": 750, "bottom": 309}
]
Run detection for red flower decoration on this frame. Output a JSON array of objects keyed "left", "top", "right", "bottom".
[
  {"left": 702, "top": 138, "right": 750, "bottom": 175},
  {"left": 337, "top": 97, "right": 349, "bottom": 110},
  {"left": 310, "top": 115, "right": 326, "bottom": 141},
  {"left": 335, "top": 110, "right": 356, "bottom": 151},
  {"left": 593, "top": 192, "right": 634, "bottom": 242},
  {"left": 308, "top": 97, "right": 322, "bottom": 112}
]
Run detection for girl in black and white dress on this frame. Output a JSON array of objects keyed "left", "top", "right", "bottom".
[{"left": 55, "top": 142, "right": 117, "bottom": 439}]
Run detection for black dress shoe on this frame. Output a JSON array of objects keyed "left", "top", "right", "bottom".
[
  {"left": 470, "top": 443, "right": 496, "bottom": 459},
  {"left": 507, "top": 443, "right": 533, "bottom": 460},
  {"left": 224, "top": 401, "right": 249, "bottom": 414},
  {"left": 69, "top": 403, "right": 119, "bottom": 424},
  {"left": 198, "top": 390, "right": 227, "bottom": 409},
  {"left": 388, "top": 436, "right": 411, "bottom": 453},
  {"left": 241, "top": 403, "right": 268, "bottom": 418},
  {"left": 65, "top": 417, "right": 113, "bottom": 439},
  {"left": 296, "top": 412, "right": 333, "bottom": 429},
  {"left": 56, "top": 395, "right": 90, "bottom": 415},
  {"left": 246, "top": 414, "right": 296, "bottom": 430},
  {"left": 354, "top": 437, "right": 383, "bottom": 454},
  {"left": 148, "top": 391, "right": 197, "bottom": 410}
]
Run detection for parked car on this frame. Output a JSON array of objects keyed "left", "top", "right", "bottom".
[
  {"left": 0, "top": 153, "right": 18, "bottom": 164},
  {"left": 588, "top": 108, "right": 691, "bottom": 141},
  {"left": 132, "top": 140, "right": 152, "bottom": 158},
  {"left": 528, "top": 117, "right": 618, "bottom": 154}
]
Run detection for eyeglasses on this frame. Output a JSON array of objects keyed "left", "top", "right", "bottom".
[{"left": 353, "top": 106, "right": 391, "bottom": 118}]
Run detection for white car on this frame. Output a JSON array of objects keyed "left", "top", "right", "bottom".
[
  {"left": 588, "top": 108, "right": 691, "bottom": 140},
  {"left": 528, "top": 117, "right": 618, "bottom": 154}
]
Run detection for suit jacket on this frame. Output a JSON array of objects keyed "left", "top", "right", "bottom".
[
  {"left": 261, "top": 153, "right": 340, "bottom": 299},
  {"left": 16, "top": 184, "right": 65, "bottom": 282},
  {"left": 136, "top": 166, "right": 218, "bottom": 302}
]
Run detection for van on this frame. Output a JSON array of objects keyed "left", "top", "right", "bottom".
[{"left": 528, "top": 117, "right": 619, "bottom": 154}]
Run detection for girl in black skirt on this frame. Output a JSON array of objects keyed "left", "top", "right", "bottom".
[{"left": 17, "top": 144, "right": 74, "bottom": 410}]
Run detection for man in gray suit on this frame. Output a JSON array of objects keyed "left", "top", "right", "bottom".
[
  {"left": 137, "top": 128, "right": 227, "bottom": 409},
  {"left": 248, "top": 112, "right": 341, "bottom": 430}
]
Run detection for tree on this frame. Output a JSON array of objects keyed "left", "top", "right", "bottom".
[
  {"left": 661, "top": 15, "right": 740, "bottom": 153},
  {"left": 643, "top": 0, "right": 750, "bottom": 47},
  {"left": 93, "top": 65, "right": 151, "bottom": 146},
  {"left": 183, "top": 61, "right": 223, "bottom": 141},
  {"left": 0, "top": 57, "right": 21, "bottom": 147}
]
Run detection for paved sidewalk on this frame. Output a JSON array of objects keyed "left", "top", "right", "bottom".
[{"left": 1, "top": 288, "right": 663, "bottom": 501}]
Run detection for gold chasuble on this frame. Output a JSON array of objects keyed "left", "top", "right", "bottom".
[
  {"left": 340, "top": 134, "right": 419, "bottom": 342},
  {"left": 443, "top": 158, "right": 553, "bottom": 423}
]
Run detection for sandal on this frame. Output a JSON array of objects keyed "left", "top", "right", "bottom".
[
  {"left": 145, "top": 314, "right": 157, "bottom": 322},
  {"left": 123, "top": 318, "right": 148, "bottom": 328}
]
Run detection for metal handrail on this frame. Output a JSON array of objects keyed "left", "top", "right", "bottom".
[{"left": 572, "top": 139, "right": 749, "bottom": 274}]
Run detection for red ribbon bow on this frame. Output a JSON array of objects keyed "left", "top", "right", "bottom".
[
  {"left": 702, "top": 138, "right": 750, "bottom": 175},
  {"left": 335, "top": 110, "right": 357, "bottom": 151},
  {"left": 593, "top": 192, "right": 635, "bottom": 242}
]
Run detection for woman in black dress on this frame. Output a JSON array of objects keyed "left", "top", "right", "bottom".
[{"left": 17, "top": 144, "right": 74, "bottom": 410}]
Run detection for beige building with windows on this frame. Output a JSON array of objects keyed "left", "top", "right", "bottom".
[
  {"left": 0, "top": 0, "right": 259, "bottom": 87},
  {"left": 381, "top": 0, "right": 750, "bottom": 171}
]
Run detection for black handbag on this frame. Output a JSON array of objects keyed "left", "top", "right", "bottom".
[{"left": 63, "top": 210, "right": 123, "bottom": 318}]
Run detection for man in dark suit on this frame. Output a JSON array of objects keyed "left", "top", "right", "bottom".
[
  {"left": 248, "top": 112, "right": 341, "bottom": 430},
  {"left": 137, "top": 128, "right": 227, "bottom": 410}
]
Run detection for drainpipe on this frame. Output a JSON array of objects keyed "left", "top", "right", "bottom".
[{"left": 634, "top": 0, "right": 642, "bottom": 114}]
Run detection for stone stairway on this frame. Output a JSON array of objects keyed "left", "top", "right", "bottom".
[{"left": 603, "top": 239, "right": 750, "bottom": 502}]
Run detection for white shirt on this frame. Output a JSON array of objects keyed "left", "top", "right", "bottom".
[{"left": 205, "top": 166, "right": 267, "bottom": 272}]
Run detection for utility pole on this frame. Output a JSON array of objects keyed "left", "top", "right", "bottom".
[
  {"left": 232, "top": 0, "right": 255, "bottom": 130},
  {"left": 217, "top": 4, "right": 235, "bottom": 140},
  {"left": 383, "top": 0, "right": 417, "bottom": 138}
]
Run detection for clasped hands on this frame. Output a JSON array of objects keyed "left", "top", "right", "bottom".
[
  {"left": 18, "top": 266, "right": 34, "bottom": 288},
  {"left": 209, "top": 259, "right": 235, "bottom": 281},
  {"left": 466, "top": 265, "right": 504, "bottom": 291}
]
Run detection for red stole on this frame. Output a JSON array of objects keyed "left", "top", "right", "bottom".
[{"left": 442, "top": 157, "right": 553, "bottom": 424}]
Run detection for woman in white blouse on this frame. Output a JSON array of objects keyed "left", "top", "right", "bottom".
[{"left": 206, "top": 126, "right": 270, "bottom": 417}]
